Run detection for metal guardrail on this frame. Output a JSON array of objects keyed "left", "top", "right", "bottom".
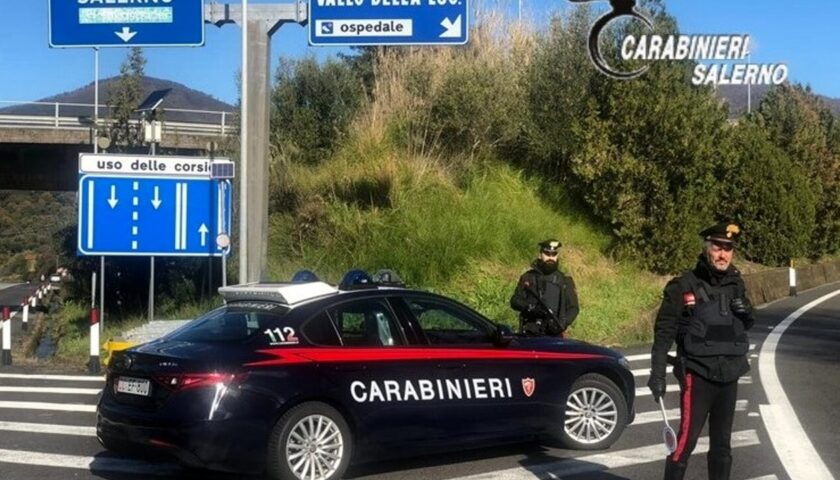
[{"left": 0, "top": 100, "right": 234, "bottom": 137}]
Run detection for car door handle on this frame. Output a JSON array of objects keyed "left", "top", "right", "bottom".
[{"left": 436, "top": 362, "right": 466, "bottom": 369}]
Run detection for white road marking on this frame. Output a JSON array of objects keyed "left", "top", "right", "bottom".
[
  {"left": 447, "top": 430, "right": 760, "bottom": 480},
  {"left": 636, "top": 384, "right": 679, "bottom": 397},
  {"left": 747, "top": 476, "right": 778, "bottom": 480},
  {"left": 631, "top": 366, "right": 672, "bottom": 377},
  {"left": 624, "top": 343, "right": 754, "bottom": 364},
  {"left": 0, "top": 386, "right": 101, "bottom": 395},
  {"left": 0, "top": 401, "right": 96, "bottom": 412},
  {"left": 736, "top": 400, "right": 748, "bottom": 411},
  {"left": 759, "top": 289, "right": 840, "bottom": 480},
  {"left": 0, "top": 373, "right": 104, "bottom": 382},
  {"left": 0, "top": 421, "right": 95, "bottom": 437},
  {"left": 739, "top": 376, "right": 753, "bottom": 384},
  {"left": 632, "top": 408, "right": 681, "bottom": 426},
  {"left": 0, "top": 448, "right": 179, "bottom": 476},
  {"left": 624, "top": 351, "right": 671, "bottom": 362},
  {"left": 749, "top": 412, "right": 761, "bottom": 418}
]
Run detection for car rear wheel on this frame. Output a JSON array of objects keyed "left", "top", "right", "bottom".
[
  {"left": 266, "top": 402, "right": 352, "bottom": 480},
  {"left": 558, "top": 373, "right": 627, "bottom": 450}
]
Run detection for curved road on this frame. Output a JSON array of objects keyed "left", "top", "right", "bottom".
[{"left": 0, "top": 282, "right": 837, "bottom": 479}]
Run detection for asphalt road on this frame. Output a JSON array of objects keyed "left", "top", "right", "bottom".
[
  {"left": 0, "top": 283, "right": 38, "bottom": 310},
  {"left": 0, "top": 283, "right": 837, "bottom": 480}
]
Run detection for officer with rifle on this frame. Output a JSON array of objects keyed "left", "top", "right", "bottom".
[{"left": 510, "top": 239, "right": 580, "bottom": 337}]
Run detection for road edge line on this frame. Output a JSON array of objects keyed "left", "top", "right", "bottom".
[{"left": 759, "top": 288, "right": 840, "bottom": 480}]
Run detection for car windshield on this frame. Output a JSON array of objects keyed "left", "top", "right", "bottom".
[{"left": 167, "top": 302, "right": 290, "bottom": 343}]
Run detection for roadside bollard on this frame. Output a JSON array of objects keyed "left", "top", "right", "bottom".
[
  {"left": 89, "top": 307, "right": 101, "bottom": 374},
  {"left": 789, "top": 260, "right": 797, "bottom": 297},
  {"left": 21, "top": 298, "right": 29, "bottom": 332},
  {"left": 29, "top": 295, "right": 36, "bottom": 308},
  {"left": 2, "top": 306, "right": 11, "bottom": 366}
]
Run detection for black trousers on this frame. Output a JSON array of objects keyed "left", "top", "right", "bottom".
[{"left": 663, "top": 371, "right": 738, "bottom": 480}]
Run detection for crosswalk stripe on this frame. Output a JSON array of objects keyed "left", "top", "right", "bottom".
[
  {"left": 0, "top": 386, "right": 101, "bottom": 395},
  {"left": 447, "top": 430, "right": 760, "bottom": 480},
  {"left": 631, "top": 366, "right": 672, "bottom": 377},
  {"left": 624, "top": 344, "right": 755, "bottom": 363},
  {"left": 0, "top": 448, "right": 179, "bottom": 476},
  {"left": 0, "top": 401, "right": 97, "bottom": 413},
  {"left": 635, "top": 384, "right": 680, "bottom": 397},
  {"left": 0, "top": 421, "right": 95, "bottom": 437},
  {"left": 631, "top": 408, "right": 680, "bottom": 426},
  {"left": 747, "top": 475, "right": 778, "bottom": 480},
  {"left": 0, "top": 373, "right": 105, "bottom": 382}
]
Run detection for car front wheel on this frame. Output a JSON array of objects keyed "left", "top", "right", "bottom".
[
  {"left": 267, "top": 402, "right": 352, "bottom": 480},
  {"left": 558, "top": 373, "right": 628, "bottom": 450}
]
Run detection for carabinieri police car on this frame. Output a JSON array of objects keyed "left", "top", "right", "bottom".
[{"left": 97, "top": 270, "right": 636, "bottom": 480}]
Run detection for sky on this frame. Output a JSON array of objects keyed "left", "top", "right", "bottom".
[{"left": 1, "top": 1, "right": 839, "bottom": 107}]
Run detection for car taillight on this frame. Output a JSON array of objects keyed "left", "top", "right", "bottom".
[{"left": 154, "top": 372, "right": 248, "bottom": 391}]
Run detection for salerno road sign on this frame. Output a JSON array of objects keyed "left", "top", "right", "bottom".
[
  {"left": 309, "top": 0, "right": 469, "bottom": 46},
  {"left": 49, "top": 0, "right": 205, "bottom": 48}
]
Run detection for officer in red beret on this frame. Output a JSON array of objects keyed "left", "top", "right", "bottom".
[{"left": 649, "top": 222, "right": 754, "bottom": 480}]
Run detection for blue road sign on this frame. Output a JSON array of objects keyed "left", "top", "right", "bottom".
[
  {"left": 308, "top": 0, "right": 469, "bottom": 46},
  {"left": 77, "top": 175, "right": 231, "bottom": 257},
  {"left": 49, "top": 0, "right": 205, "bottom": 48}
]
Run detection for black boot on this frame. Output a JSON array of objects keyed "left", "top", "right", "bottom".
[
  {"left": 664, "top": 459, "right": 688, "bottom": 480},
  {"left": 707, "top": 454, "right": 732, "bottom": 480}
]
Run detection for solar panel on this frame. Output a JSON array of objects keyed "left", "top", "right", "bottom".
[{"left": 211, "top": 160, "right": 235, "bottom": 179}]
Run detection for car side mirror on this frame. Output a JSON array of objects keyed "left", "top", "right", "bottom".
[{"left": 492, "top": 324, "right": 515, "bottom": 346}]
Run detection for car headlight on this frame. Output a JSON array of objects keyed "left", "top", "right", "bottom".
[{"left": 618, "top": 356, "right": 631, "bottom": 370}]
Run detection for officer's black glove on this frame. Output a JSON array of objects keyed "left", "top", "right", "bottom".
[
  {"left": 730, "top": 297, "right": 752, "bottom": 321},
  {"left": 647, "top": 374, "right": 666, "bottom": 403}
]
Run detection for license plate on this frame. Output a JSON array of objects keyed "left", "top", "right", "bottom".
[{"left": 116, "top": 376, "right": 151, "bottom": 396}]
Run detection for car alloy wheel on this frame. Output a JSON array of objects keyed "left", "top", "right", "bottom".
[
  {"left": 565, "top": 387, "right": 618, "bottom": 444},
  {"left": 286, "top": 414, "right": 345, "bottom": 480},
  {"left": 267, "top": 402, "right": 352, "bottom": 480},
  {"left": 557, "top": 373, "right": 628, "bottom": 450}
]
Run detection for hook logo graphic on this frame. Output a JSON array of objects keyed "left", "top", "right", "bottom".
[{"left": 569, "top": 0, "right": 653, "bottom": 79}]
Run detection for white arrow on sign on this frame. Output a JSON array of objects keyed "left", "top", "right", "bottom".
[
  {"left": 107, "top": 185, "right": 119, "bottom": 209},
  {"left": 151, "top": 186, "right": 162, "bottom": 210},
  {"left": 440, "top": 15, "right": 462, "bottom": 38},
  {"left": 115, "top": 27, "right": 137, "bottom": 43},
  {"left": 199, "top": 224, "right": 209, "bottom": 247}
]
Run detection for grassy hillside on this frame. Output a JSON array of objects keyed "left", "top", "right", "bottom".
[{"left": 266, "top": 133, "right": 665, "bottom": 346}]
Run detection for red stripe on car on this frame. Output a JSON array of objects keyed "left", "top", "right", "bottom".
[{"left": 244, "top": 348, "right": 606, "bottom": 367}]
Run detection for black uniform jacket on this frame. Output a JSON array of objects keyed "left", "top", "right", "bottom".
[
  {"left": 510, "top": 263, "right": 580, "bottom": 331},
  {"left": 651, "top": 256, "right": 753, "bottom": 383}
]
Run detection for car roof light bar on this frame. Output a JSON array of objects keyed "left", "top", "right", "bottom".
[{"left": 219, "top": 282, "right": 338, "bottom": 305}]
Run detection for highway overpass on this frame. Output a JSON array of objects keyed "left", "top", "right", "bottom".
[{"left": 0, "top": 100, "right": 233, "bottom": 191}]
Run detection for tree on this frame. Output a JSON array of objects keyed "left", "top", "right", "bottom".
[
  {"left": 109, "top": 47, "right": 147, "bottom": 148},
  {"left": 754, "top": 84, "right": 840, "bottom": 257}
]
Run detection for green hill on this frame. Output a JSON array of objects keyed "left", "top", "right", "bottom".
[{"left": 265, "top": 133, "right": 665, "bottom": 346}]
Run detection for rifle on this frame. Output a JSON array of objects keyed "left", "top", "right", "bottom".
[{"left": 523, "top": 286, "right": 565, "bottom": 335}]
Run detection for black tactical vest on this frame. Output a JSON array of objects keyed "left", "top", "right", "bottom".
[{"left": 679, "top": 272, "right": 749, "bottom": 357}]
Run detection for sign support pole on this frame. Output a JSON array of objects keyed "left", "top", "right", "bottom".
[
  {"left": 148, "top": 257, "right": 155, "bottom": 322},
  {"left": 206, "top": 2, "right": 307, "bottom": 285},
  {"left": 100, "top": 257, "right": 105, "bottom": 333},
  {"left": 93, "top": 47, "right": 99, "bottom": 154}
]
